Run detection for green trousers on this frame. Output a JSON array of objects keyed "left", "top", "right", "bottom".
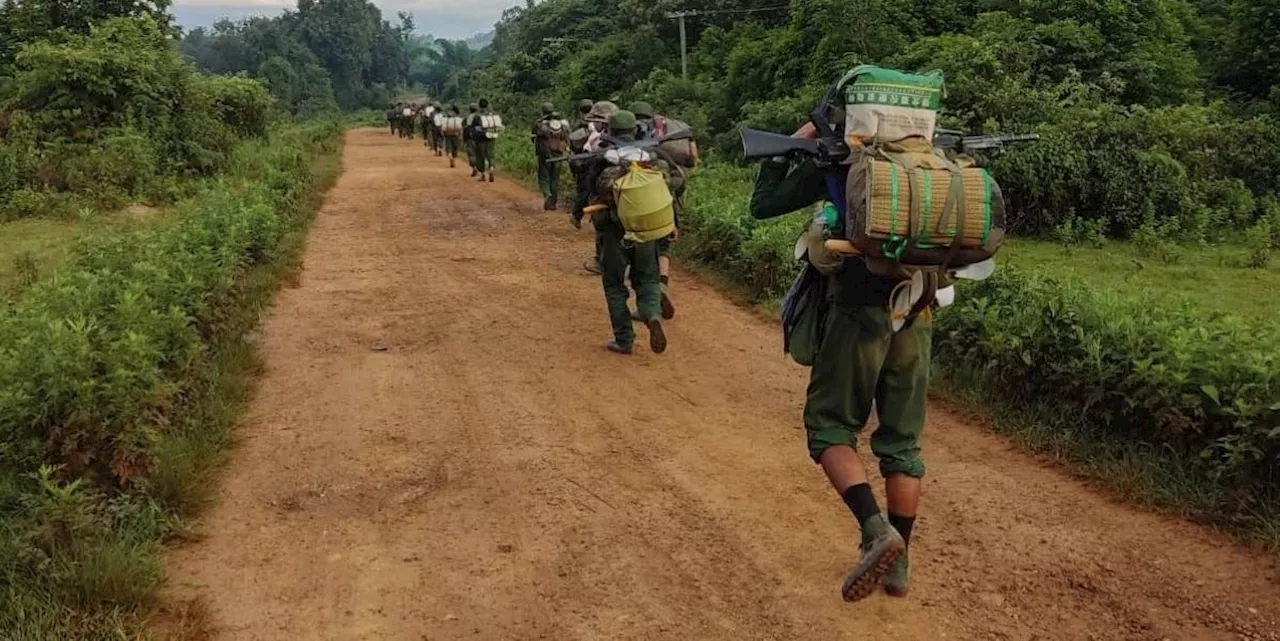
[
  {"left": 803, "top": 304, "right": 931, "bottom": 478},
  {"left": 596, "top": 214, "right": 661, "bottom": 348},
  {"left": 444, "top": 135, "right": 461, "bottom": 158},
  {"left": 465, "top": 138, "right": 478, "bottom": 169},
  {"left": 473, "top": 138, "right": 494, "bottom": 174},
  {"left": 536, "top": 152, "right": 561, "bottom": 203}
]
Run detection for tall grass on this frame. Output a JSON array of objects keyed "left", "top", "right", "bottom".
[{"left": 0, "top": 120, "right": 343, "bottom": 640}]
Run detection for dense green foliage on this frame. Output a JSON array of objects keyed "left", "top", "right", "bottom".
[
  {"left": 0, "top": 15, "right": 275, "bottom": 219},
  {"left": 0, "top": 118, "right": 342, "bottom": 639},
  {"left": 466, "top": 0, "right": 1280, "bottom": 243},
  {"left": 0, "top": 2, "right": 354, "bottom": 636},
  {"left": 178, "top": 0, "right": 415, "bottom": 114}
]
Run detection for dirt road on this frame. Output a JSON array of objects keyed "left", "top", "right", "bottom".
[{"left": 167, "top": 129, "right": 1280, "bottom": 641}]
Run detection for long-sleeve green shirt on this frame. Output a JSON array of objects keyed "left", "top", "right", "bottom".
[{"left": 749, "top": 158, "right": 898, "bottom": 308}]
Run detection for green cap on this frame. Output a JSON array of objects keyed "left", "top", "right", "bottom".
[
  {"left": 628, "top": 101, "right": 654, "bottom": 119},
  {"left": 577, "top": 98, "right": 593, "bottom": 111},
  {"left": 609, "top": 110, "right": 637, "bottom": 132},
  {"left": 540, "top": 102, "right": 554, "bottom": 115},
  {"left": 469, "top": 103, "right": 479, "bottom": 112}
]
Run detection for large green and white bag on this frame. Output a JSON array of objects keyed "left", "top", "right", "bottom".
[{"left": 842, "top": 65, "right": 944, "bottom": 145}]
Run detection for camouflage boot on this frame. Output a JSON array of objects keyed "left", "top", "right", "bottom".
[
  {"left": 884, "top": 551, "right": 910, "bottom": 597},
  {"left": 841, "top": 514, "right": 905, "bottom": 602}
]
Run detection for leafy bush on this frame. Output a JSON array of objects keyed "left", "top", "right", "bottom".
[
  {"left": 204, "top": 75, "right": 274, "bottom": 139},
  {"left": 0, "top": 121, "right": 340, "bottom": 637},
  {"left": 0, "top": 15, "right": 277, "bottom": 217},
  {"left": 1053, "top": 215, "right": 1108, "bottom": 249},
  {"left": 1131, "top": 222, "right": 1181, "bottom": 264},
  {"left": 934, "top": 269, "right": 1279, "bottom": 502},
  {"left": 1244, "top": 222, "right": 1272, "bottom": 269}
]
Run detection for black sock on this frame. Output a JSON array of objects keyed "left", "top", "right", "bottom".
[
  {"left": 889, "top": 513, "right": 915, "bottom": 547},
  {"left": 841, "top": 483, "right": 880, "bottom": 527},
  {"left": 660, "top": 275, "right": 670, "bottom": 285}
]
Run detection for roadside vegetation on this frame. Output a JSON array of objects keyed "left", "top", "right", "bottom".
[{"left": 0, "top": 0, "right": 409, "bottom": 636}]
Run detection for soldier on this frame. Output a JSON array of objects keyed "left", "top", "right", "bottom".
[
  {"left": 571, "top": 100, "right": 615, "bottom": 275},
  {"left": 428, "top": 101, "right": 445, "bottom": 156},
  {"left": 463, "top": 103, "right": 480, "bottom": 177},
  {"left": 441, "top": 104, "right": 464, "bottom": 168},
  {"left": 532, "top": 102, "right": 568, "bottom": 210},
  {"left": 573, "top": 110, "right": 670, "bottom": 355},
  {"left": 418, "top": 103, "right": 433, "bottom": 147},
  {"left": 386, "top": 103, "right": 397, "bottom": 135},
  {"left": 398, "top": 102, "right": 415, "bottom": 138},
  {"left": 629, "top": 100, "right": 681, "bottom": 320},
  {"left": 465, "top": 98, "right": 500, "bottom": 182},
  {"left": 749, "top": 120, "right": 923, "bottom": 601}
]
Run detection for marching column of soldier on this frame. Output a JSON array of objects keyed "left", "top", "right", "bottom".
[
  {"left": 385, "top": 95, "right": 692, "bottom": 356},
  {"left": 382, "top": 65, "right": 1009, "bottom": 606}
]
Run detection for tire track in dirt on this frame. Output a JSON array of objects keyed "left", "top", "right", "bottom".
[{"left": 166, "top": 129, "right": 1280, "bottom": 641}]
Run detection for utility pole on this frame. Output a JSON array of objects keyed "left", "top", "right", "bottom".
[
  {"left": 666, "top": 11, "right": 691, "bottom": 79},
  {"left": 665, "top": 6, "right": 787, "bottom": 80}
]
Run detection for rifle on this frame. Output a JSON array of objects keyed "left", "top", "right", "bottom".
[
  {"left": 548, "top": 128, "right": 694, "bottom": 164},
  {"left": 932, "top": 129, "right": 1039, "bottom": 154},
  {"left": 740, "top": 127, "right": 1038, "bottom": 161}
]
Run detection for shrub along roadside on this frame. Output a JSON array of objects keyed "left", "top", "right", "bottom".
[
  {"left": 0, "top": 120, "right": 343, "bottom": 640},
  {"left": 505, "top": 149, "right": 1280, "bottom": 545}
]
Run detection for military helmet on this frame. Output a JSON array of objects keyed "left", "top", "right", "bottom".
[
  {"left": 628, "top": 101, "right": 655, "bottom": 119},
  {"left": 540, "top": 102, "right": 554, "bottom": 115},
  {"left": 469, "top": 102, "right": 479, "bottom": 112},
  {"left": 585, "top": 100, "right": 619, "bottom": 124},
  {"left": 608, "top": 110, "right": 637, "bottom": 133},
  {"left": 577, "top": 98, "right": 594, "bottom": 112}
]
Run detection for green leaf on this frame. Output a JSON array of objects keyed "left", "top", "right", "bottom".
[{"left": 1201, "top": 385, "right": 1220, "bottom": 405}]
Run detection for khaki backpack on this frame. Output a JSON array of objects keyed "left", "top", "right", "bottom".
[
  {"left": 843, "top": 137, "right": 1005, "bottom": 278},
  {"left": 537, "top": 118, "right": 571, "bottom": 153}
]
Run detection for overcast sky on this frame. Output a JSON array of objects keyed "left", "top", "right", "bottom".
[{"left": 171, "top": 0, "right": 510, "bottom": 39}]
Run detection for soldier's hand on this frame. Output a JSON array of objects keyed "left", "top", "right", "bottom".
[
  {"left": 570, "top": 212, "right": 582, "bottom": 230},
  {"left": 792, "top": 122, "right": 819, "bottom": 139},
  {"left": 669, "top": 227, "right": 679, "bottom": 241}
]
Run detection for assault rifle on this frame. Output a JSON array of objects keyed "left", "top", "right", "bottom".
[
  {"left": 932, "top": 129, "right": 1040, "bottom": 154},
  {"left": 548, "top": 128, "right": 694, "bottom": 163},
  {"left": 741, "top": 127, "right": 1038, "bottom": 162}
]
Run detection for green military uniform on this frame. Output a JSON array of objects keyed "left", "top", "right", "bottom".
[
  {"left": 532, "top": 102, "right": 561, "bottom": 209},
  {"left": 465, "top": 99, "right": 497, "bottom": 181},
  {"left": 463, "top": 103, "right": 480, "bottom": 175},
  {"left": 398, "top": 104, "right": 415, "bottom": 138},
  {"left": 387, "top": 105, "right": 397, "bottom": 134},
  {"left": 630, "top": 100, "right": 681, "bottom": 320},
  {"left": 429, "top": 102, "right": 445, "bottom": 155},
  {"left": 575, "top": 110, "right": 667, "bottom": 354},
  {"left": 442, "top": 104, "right": 463, "bottom": 168},
  {"left": 749, "top": 157, "right": 929, "bottom": 479},
  {"left": 572, "top": 100, "right": 616, "bottom": 274}
]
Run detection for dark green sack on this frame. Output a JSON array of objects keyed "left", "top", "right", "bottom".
[{"left": 781, "top": 264, "right": 830, "bottom": 366}]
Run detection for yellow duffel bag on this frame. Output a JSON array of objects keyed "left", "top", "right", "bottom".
[{"left": 612, "top": 163, "right": 676, "bottom": 243}]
